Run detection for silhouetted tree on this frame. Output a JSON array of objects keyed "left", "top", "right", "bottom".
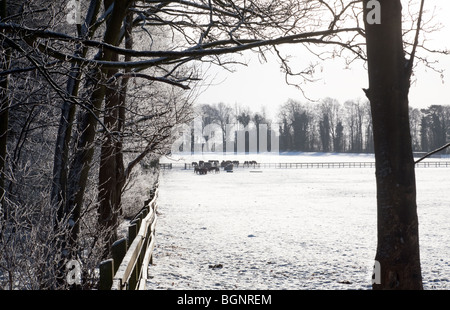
[{"left": 363, "top": 0, "right": 424, "bottom": 289}]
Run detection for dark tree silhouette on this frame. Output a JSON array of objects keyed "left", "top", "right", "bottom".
[{"left": 363, "top": 0, "right": 424, "bottom": 289}]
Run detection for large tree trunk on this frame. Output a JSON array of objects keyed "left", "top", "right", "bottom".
[
  {"left": 363, "top": 0, "right": 423, "bottom": 289},
  {"left": 98, "top": 9, "right": 133, "bottom": 256},
  {"left": 98, "top": 51, "right": 120, "bottom": 255},
  {"left": 51, "top": 0, "right": 102, "bottom": 226},
  {"left": 65, "top": 0, "right": 134, "bottom": 251},
  {"left": 113, "top": 10, "right": 133, "bottom": 222}
]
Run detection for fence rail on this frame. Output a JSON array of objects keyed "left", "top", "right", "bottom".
[
  {"left": 99, "top": 188, "right": 159, "bottom": 290},
  {"left": 416, "top": 161, "right": 450, "bottom": 168},
  {"left": 159, "top": 163, "right": 172, "bottom": 169},
  {"left": 163, "top": 161, "right": 450, "bottom": 170}
]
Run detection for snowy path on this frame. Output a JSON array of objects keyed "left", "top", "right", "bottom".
[{"left": 146, "top": 164, "right": 450, "bottom": 290}]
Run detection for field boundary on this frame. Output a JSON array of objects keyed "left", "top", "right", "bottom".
[
  {"left": 160, "top": 161, "right": 450, "bottom": 170},
  {"left": 98, "top": 188, "right": 159, "bottom": 290}
]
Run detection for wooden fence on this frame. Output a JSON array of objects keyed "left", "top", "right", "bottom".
[
  {"left": 416, "top": 161, "right": 450, "bottom": 168},
  {"left": 159, "top": 163, "right": 172, "bottom": 169},
  {"left": 99, "top": 188, "right": 159, "bottom": 290},
  {"left": 173, "top": 161, "right": 450, "bottom": 170}
]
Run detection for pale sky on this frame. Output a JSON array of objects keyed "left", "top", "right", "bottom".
[{"left": 195, "top": 1, "right": 450, "bottom": 120}]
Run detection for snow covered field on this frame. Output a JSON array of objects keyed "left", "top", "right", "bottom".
[{"left": 147, "top": 153, "right": 450, "bottom": 290}]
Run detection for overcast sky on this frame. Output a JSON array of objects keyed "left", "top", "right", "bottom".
[{"left": 195, "top": 1, "right": 450, "bottom": 120}]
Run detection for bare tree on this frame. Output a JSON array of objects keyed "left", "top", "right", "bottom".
[
  {"left": 363, "top": 0, "right": 426, "bottom": 289},
  {"left": 198, "top": 102, "right": 233, "bottom": 152},
  {"left": 237, "top": 108, "right": 251, "bottom": 129},
  {"left": 252, "top": 110, "right": 267, "bottom": 153},
  {"left": 344, "top": 99, "right": 366, "bottom": 153},
  {"left": 320, "top": 98, "right": 341, "bottom": 152},
  {"left": 409, "top": 107, "right": 422, "bottom": 152}
]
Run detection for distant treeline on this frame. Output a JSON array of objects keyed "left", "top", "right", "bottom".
[{"left": 197, "top": 99, "right": 450, "bottom": 154}]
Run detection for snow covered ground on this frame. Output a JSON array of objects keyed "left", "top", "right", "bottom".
[{"left": 146, "top": 153, "right": 450, "bottom": 290}]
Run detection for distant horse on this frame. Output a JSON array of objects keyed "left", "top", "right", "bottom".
[
  {"left": 243, "top": 160, "right": 257, "bottom": 168},
  {"left": 208, "top": 166, "right": 220, "bottom": 173},
  {"left": 195, "top": 166, "right": 208, "bottom": 175},
  {"left": 221, "top": 160, "right": 232, "bottom": 168},
  {"left": 224, "top": 163, "right": 233, "bottom": 172},
  {"left": 209, "top": 160, "right": 219, "bottom": 167}
]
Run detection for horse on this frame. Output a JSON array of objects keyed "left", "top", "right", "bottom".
[
  {"left": 224, "top": 163, "right": 233, "bottom": 172},
  {"left": 195, "top": 166, "right": 208, "bottom": 175},
  {"left": 208, "top": 166, "right": 220, "bottom": 173},
  {"left": 221, "top": 160, "right": 232, "bottom": 168},
  {"left": 209, "top": 160, "right": 219, "bottom": 167},
  {"left": 243, "top": 160, "right": 257, "bottom": 167}
]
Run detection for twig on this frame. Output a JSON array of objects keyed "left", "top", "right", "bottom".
[{"left": 415, "top": 142, "right": 450, "bottom": 164}]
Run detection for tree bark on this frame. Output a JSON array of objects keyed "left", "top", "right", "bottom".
[
  {"left": 363, "top": 0, "right": 422, "bottom": 289},
  {"left": 97, "top": 8, "right": 133, "bottom": 256},
  {"left": 51, "top": 0, "right": 102, "bottom": 227},
  {"left": 65, "top": 0, "right": 134, "bottom": 251},
  {"left": 98, "top": 50, "right": 120, "bottom": 255}
]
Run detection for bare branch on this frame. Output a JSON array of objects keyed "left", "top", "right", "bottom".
[{"left": 415, "top": 142, "right": 450, "bottom": 164}]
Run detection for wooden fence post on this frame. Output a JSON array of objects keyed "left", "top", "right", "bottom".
[
  {"left": 112, "top": 238, "right": 128, "bottom": 274},
  {"left": 131, "top": 217, "right": 141, "bottom": 232},
  {"left": 128, "top": 223, "right": 138, "bottom": 244},
  {"left": 99, "top": 259, "right": 114, "bottom": 290},
  {"left": 105, "top": 188, "right": 159, "bottom": 290}
]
